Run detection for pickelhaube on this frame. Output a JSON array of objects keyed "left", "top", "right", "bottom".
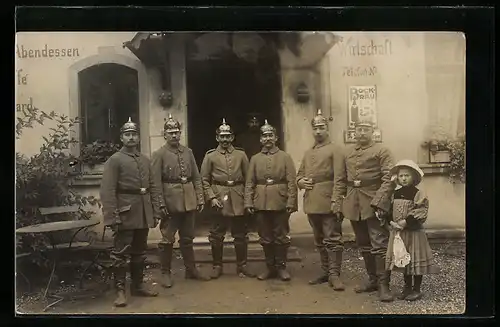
[
  {"left": 311, "top": 109, "right": 328, "bottom": 127},
  {"left": 260, "top": 119, "right": 276, "bottom": 135},
  {"left": 120, "top": 117, "right": 139, "bottom": 134},
  {"left": 164, "top": 113, "right": 181, "bottom": 133},
  {"left": 355, "top": 120, "right": 375, "bottom": 128},
  {"left": 216, "top": 118, "right": 233, "bottom": 135}
]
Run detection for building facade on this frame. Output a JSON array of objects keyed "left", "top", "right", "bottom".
[{"left": 15, "top": 31, "right": 465, "bottom": 241}]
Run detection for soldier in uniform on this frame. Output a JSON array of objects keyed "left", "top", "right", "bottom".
[
  {"left": 296, "top": 109, "right": 346, "bottom": 291},
  {"left": 100, "top": 117, "right": 160, "bottom": 307},
  {"left": 151, "top": 113, "right": 210, "bottom": 288},
  {"left": 200, "top": 118, "right": 256, "bottom": 279},
  {"left": 244, "top": 120, "right": 298, "bottom": 281},
  {"left": 333, "top": 120, "right": 396, "bottom": 302}
]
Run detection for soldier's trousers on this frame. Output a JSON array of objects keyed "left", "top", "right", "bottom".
[
  {"left": 350, "top": 216, "right": 389, "bottom": 257},
  {"left": 208, "top": 215, "right": 249, "bottom": 268},
  {"left": 308, "top": 214, "right": 344, "bottom": 276},
  {"left": 159, "top": 211, "right": 196, "bottom": 247},
  {"left": 208, "top": 215, "right": 248, "bottom": 246},
  {"left": 111, "top": 228, "right": 149, "bottom": 289},
  {"left": 255, "top": 210, "right": 291, "bottom": 247}
]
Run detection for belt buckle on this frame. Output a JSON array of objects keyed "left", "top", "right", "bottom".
[
  {"left": 266, "top": 178, "right": 274, "bottom": 185},
  {"left": 227, "top": 180, "right": 234, "bottom": 186},
  {"left": 353, "top": 180, "right": 361, "bottom": 187},
  {"left": 180, "top": 177, "right": 188, "bottom": 183},
  {"left": 139, "top": 188, "right": 147, "bottom": 195}
]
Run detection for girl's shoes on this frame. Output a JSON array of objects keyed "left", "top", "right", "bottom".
[
  {"left": 397, "top": 287, "right": 413, "bottom": 300},
  {"left": 406, "top": 290, "right": 423, "bottom": 301}
]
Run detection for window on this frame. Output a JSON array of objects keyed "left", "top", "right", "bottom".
[{"left": 78, "top": 63, "right": 139, "bottom": 146}]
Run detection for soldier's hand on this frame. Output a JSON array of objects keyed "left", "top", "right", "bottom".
[
  {"left": 389, "top": 221, "right": 403, "bottom": 231},
  {"left": 286, "top": 207, "right": 296, "bottom": 214},
  {"left": 197, "top": 204, "right": 204, "bottom": 212},
  {"left": 298, "top": 178, "right": 314, "bottom": 190},
  {"left": 246, "top": 207, "right": 255, "bottom": 215},
  {"left": 211, "top": 198, "right": 223, "bottom": 209}
]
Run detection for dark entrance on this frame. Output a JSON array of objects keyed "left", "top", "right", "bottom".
[{"left": 185, "top": 35, "right": 283, "bottom": 235}]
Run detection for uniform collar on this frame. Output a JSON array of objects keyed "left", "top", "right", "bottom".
[
  {"left": 217, "top": 145, "right": 234, "bottom": 154},
  {"left": 166, "top": 143, "right": 184, "bottom": 153},
  {"left": 355, "top": 140, "right": 375, "bottom": 150},
  {"left": 120, "top": 147, "right": 140, "bottom": 157},
  {"left": 313, "top": 140, "right": 331, "bottom": 149},
  {"left": 261, "top": 146, "right": 279, "bottom": 154}
]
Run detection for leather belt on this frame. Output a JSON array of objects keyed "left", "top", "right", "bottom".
[
  {"left": 117, "top": 188, "right": 149, "bottom": 195},
  {"left": 347, "top": 179, "right": 381, "bottom": 188},
  {"left": 256, "top": 178, "right": 287, "bottom": 186},
  {"left": 212, "top": 180, "right": 244, "bottom": 186},
  {"left": 162, "top": 177, "right": 192, "bottom": 184}
]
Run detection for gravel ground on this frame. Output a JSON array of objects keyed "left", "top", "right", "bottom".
[{"left": 16, "top": 241, "right": 465, "bottom": 315}]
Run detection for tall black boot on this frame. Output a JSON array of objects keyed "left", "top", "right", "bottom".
[
  {"left": 235, "top": 242, "right": 256, "bottom": 278},
  {"left": 210, "top": 242, "right": 224, "bottom": 279},
  {"left": 354, "top": 252, "right": 379, "bottom": 293},
  {"left": 375, "top": 255, "right": 394, "bottom": 302},
  {"left": 113, "top": 267, "right": 127, "bottom": 307},
  {"left": 327, "top": 250, "right": 345, "bottom": 291},
  {"left": 257, "top": 244, "right": 277, "bottom": 280},
  {"left": 180, "top": 246, "right": 211, "bottom": 281},
  {"left": 309, "top": 247, "right": 329, "bottom": 285},
  {"left": 159, "top": 243, "right": 174, "bottom": 288},
  {"left": 275, "top": 244, "right": 291, "bottom": 281},
  {"left": 130, "top": 260, "right": 158, "bottom": 297}
]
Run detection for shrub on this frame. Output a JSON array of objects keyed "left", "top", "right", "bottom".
[{"left": 16, "top": 107, "right": 101, "bottom": 266}]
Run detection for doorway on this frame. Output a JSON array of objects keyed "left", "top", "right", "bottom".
[{"left": 185, "top": 35, "right": 283, "bottom": 235}]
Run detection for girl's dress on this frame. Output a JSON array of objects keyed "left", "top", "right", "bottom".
[{"left": 385, "top": 185, "right": 438, "bottom": 275}]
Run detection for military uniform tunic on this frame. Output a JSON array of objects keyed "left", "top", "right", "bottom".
[
  {"left": 100, "top": 148, "right": 163, "bottom": 230},
  {"left": 200, "top": 145, "right": 249, "bottom": 217},
  {"left": 244, "top": 146, "right": 298, "bottom": 212},
  {"left": 151, "top": 144, "right": 204, "bottom": 213},
  {"left": 338, "top": 141, "right": 395, "bottom": 220}
]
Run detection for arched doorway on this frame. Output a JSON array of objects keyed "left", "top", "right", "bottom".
[
  {"left": 185, "top": 33, "right": 284, "bottom": 235},
  {"left": 78, "top": 63, "right": 140, "bottom": 148}
]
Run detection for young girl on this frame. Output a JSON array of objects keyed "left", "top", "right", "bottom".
[{"left": 385, "top": 159, "right": 438, "bottom": 301}]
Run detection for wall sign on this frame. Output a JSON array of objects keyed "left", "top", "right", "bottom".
[{"left": 344, "top": 85, "right": 382, "bottom": 143}]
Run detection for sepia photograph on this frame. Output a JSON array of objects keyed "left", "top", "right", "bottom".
[{"left": 15, "top": 31, "right": 466, "bottom": 315}]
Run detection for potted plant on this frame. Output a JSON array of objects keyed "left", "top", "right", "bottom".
[
  {"left": 421, "top": 138, "right": 451, "bottom": 163},
  {"left": 79, "top": 140, "right": 121, "bottom": 174},
  {"left": 447, "top": 135, "right": 466, "bottom": 183}
]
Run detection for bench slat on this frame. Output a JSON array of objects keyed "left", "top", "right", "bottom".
[{"left": 39, "top": 205, "right": 80, "bottom": 216}]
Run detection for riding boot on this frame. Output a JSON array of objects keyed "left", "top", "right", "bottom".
[
  {"left": 235, "top": 242, "right": 256, "bottom": 278},
  {"left": 327, "top": 250, "right": 345, "bottom": 291},
  {"left": 354, "top": 252, "right": 379, "bottom": 293},
  {"left": 180, "top": 245, "right": 211, "bottom": 281},
  {"left": 159, "top": 243, "right": 174, "bottom": 288},
  {"left": 113, "top": 267, "right": 127, "bottom": 307},
  {"left": 210, "top": 242, "right": 224, "bottom": 279},
  {"left": 308, "top": 247, "right": 329, "bottom": 285},
  {"left": 257, "top": 244, "right": 277, "bottom": 280},
  {"left": 130, "top": 260, "right": 158, "bottom": 297},
  {"left": 275, "top": 244, "right": 291, "bottom": 281},
  {"left": 375, "top": 255, "right": 394, "bottom": 302}
]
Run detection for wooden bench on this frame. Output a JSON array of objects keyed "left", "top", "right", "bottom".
[{"left": 38, "top": 206, "right": 91, "bottom": 249}]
